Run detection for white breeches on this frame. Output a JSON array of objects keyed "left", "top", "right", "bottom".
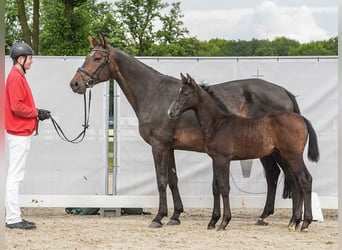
[{"left": 5, "top": 133, "right": 31, "bottom": 224}]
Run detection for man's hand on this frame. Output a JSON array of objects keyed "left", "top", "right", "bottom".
[{"left": 38, "top": 109, "right": 51, "bottom": 121}]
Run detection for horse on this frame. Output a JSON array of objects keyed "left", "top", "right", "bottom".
[
  {"left": 70, "top": 34, "right": 301, "bottom": 228},
  {"left": 168, "top": 73, "right": 319, "bottom": 231}
]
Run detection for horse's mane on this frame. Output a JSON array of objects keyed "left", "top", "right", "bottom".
[
  {"left": 200, "top": 84, "right": 230, "bottom": 113},
  {"left": 113, "top": 47, "right": 178, "bottom": 81}
]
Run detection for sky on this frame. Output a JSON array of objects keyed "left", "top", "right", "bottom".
[
  {"left": 167, "top": 0, "right": 338, "bottom": 43},
  {"left": 103, "top": 0, "right": 338, "bottom": 43}
]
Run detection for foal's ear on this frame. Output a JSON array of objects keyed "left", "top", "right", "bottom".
[
  {"left": 99, "top": 33, "right": 106, "bottom": 48},
  {"left": 88, "top": 35, "right": 98, "bottom": 48},
  {"left": 186, "top": 73, "right": 196, "bottom": 86}
]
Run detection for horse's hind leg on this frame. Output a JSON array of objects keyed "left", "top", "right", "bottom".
[
  {"left": 287, "top": 185, "right": 303, "bottom": 231},
  {"left": 167, "top": 151, "right": 184, "bottom": 226},
  {"left": 257, "top": 155, "right": 280, "bottom": 225},
  {"left": 272, "top": 153, "right": 300, "bottom": 230},
  {"left": 297, "top": 164, "right": 313, "bottom": 231},
  {"left": 287, "top": 158, "right": 313, "bottom": 231}
]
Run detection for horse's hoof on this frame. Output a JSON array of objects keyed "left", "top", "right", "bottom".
[
  {"left": 207, "top": 225, "right": 215, "bottom": 230},
  {"left": 167, "top": 219, "right": 180, "bottom": 226},
  {"left": 301, "top": 227, "right": 309, "bottom": 232},
  {"left": 255, "top": 218, "right": 269, "bottom": 226},
  {"left": 288, "top": 223, "right": 296, "bottom": 231},
  {"left": 149, "top": 221, "right": 163, "bottom": 228},
  {"left": 216, "top": 226, "right": 226, "bottom": 231},
  {"left": 295, "top": 222, "right": 301, "bottom": 231}
]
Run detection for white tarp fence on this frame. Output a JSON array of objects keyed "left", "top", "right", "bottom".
[
  {"left": 5, "top": 56, "right": 108, "bottom": 196},
  {"left": 117, "top": 56, "right": 338, "bottom": 201},
  {"left": 4, "top": 56, "right": 337, "bottom": 208}
]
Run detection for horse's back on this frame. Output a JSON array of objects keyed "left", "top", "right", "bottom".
[{"left": 210, "top": 78, "right": 294, "bottom": 116}]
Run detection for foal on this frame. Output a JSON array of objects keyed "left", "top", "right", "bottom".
[{"left": 168, "top": 73, "right": 319, "bottom": 231}]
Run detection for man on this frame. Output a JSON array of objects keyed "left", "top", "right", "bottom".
[{"left": 5, "top": 42, "right": 50, "bottom": 230}]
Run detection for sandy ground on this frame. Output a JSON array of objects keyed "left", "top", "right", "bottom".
[{"left": 5, "top": 207, "right": 337, "bottom": 250}]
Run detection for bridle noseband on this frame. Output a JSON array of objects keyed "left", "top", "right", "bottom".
[{"left": 77, "top": 48, "right": 111, "bottom": 88}]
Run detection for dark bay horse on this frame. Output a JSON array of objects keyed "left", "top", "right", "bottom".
[
  {"left": 168, "top": 74, "right": 319, "bottom": 231},
  {"left": 70, "top": 34, "right": 301, "bottom": 228}
]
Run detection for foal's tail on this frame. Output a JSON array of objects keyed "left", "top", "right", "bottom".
[{"left": 304, "top": 117, "right": 320, "bottom": 162}]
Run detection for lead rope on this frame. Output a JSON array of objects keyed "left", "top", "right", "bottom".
[{"left": 48, "top": 90, "right": 92, "bottom": 144}]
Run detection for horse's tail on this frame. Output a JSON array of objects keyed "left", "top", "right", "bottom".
[
  {"left": 282, "top": 89, "right": 301, "bottom": 199},
  {"left": 285, "top": 89, "right": 301, "bottom": 114},
  {"left": 304, "top": 117, "right": 320, "bottom": 162}
]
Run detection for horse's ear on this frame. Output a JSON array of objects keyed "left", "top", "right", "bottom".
[
  {"left": 180, "top": 73, "right": 186, "bottom": 83},
  {"left": 88, "top": 35, "right": 98, "bottom": 48},
  {"left": 99, "top": 33, "right": 106, "bottom": 48}
]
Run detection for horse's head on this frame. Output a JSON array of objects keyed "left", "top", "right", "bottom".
[
  {"left": 168, "top": 73, "right": 198, "bottom": 120},
  {"left": 70, "top": 34, "right": 113, "bottom": 94}
]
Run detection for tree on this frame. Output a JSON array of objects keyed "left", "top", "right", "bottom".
[
  {"left": 271, "top": 37, "right": 300, "bottom": 56},
  {"left": 115, "top": 0, "right": 167, "bottom": 55},
  {"left": 88, "top": 2, "right": 130, "bottom": 53},
  {"left": 17, "top": 0, "right": 39, "bottom": 52},
  {"left": 115, "top": 0, "right": 188, "bottom": 56},
  {"left": 39, "top": 0, "right": 92, "bottom": 55},
  {"left": 156, "top": 2, "right": 189, "bottom": 44},
  {"left": 5, "top": 0, "right": 39, "bottom": 53},
  {"left": 288, "top": 41, "right": 331, "bottom": 56}
]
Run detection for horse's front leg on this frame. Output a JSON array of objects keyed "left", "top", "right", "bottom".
[
  {"left": 214, "top": 157, "right": 231, "bottom": 231},
  {"left": 166, "top": 150, "right": 184, "bottom": 226},
  {"left": 149, "top": 146, "right": 170, "bottom": 228}
]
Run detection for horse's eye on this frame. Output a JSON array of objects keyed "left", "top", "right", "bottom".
[{"left": 94, "top": 57, "right": 101, "bottom": 62}]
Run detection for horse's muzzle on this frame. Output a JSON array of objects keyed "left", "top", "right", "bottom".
[{"left": 70, "top": 80, "right": 86, "bottom": 94}]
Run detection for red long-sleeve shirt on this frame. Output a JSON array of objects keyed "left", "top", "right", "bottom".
[{"left": 5, "top": 67, "right": 38, "bottom": 136}]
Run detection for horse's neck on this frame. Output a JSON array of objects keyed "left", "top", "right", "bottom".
[
  {"left": 195, "top": 90, "right": 226, "bottom": 138},
  {"left": 111, "top": 49, "right": 161, "bottom": 114}
]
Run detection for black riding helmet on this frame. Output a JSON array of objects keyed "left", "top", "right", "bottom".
[
  {"left": 9, "top": 42, "right": 34, "bottom": 73},
  {"left": 10, "top": 42, "right": 34, "bottom": 59}
]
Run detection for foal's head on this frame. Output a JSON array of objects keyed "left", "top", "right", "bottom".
[{"left": 168, "top": 73, "right": 200, "bottom": 120}]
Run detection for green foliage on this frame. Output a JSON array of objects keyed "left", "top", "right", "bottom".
[
  {"left": 115, "top": 0, "right": 167, "bottom": 55},
  {"left": 156, "top": 2, "right": 189, "bottom": 44},
  {"left": 39, "top": 0, "right": 93, "bottom": 55},
  {"left": 5, "top": 0, "right": 25, "bottom": 53},
  {"left": 5, "top": 0, "right": 338, "bottom": 57},
  {"left": 288, "top": 38, "right": 337, "bottom": 56}
]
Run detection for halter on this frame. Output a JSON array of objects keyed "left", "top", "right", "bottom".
[{"left": 77, "top": 48, "right": 111, "bottom": 88}]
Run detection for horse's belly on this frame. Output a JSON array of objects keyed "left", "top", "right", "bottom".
[{"left": 173, "top": 129, "right": 205, "bottom": 152}]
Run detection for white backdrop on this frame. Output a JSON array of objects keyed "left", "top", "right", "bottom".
[
  {"left": 5, "top": 57, "right": 108, "bottom": 196},
  {"left": 4, "top": 56, "right": 337, "bottom": 208},
  {"left": 117, "top": 56, "right": 338, "bottom": 201}
]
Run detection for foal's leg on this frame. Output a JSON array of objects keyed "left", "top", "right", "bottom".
[
  {"left": 167, "top": 151, "right": 184, "bottom": 226},
  {"left": 214, "top": 157, "right": 232, "bottom": 231},
  {"left": 273, "top": 153, "right": 300, "bottom": 230},
  {"left": 288, "top": 184, "right": 303, "bottom": 231},
  {"left": 287, "top": 158, "right": 313, "bottom": 231},
  {"left": 296, "top": 162, "right": 313, "bottom": 231},
  {"left": 208, "top": 173, "right": 221, "bottom": 229},
  {"left": 257, "top": 155, "right": 280, "bottom": 225}
]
